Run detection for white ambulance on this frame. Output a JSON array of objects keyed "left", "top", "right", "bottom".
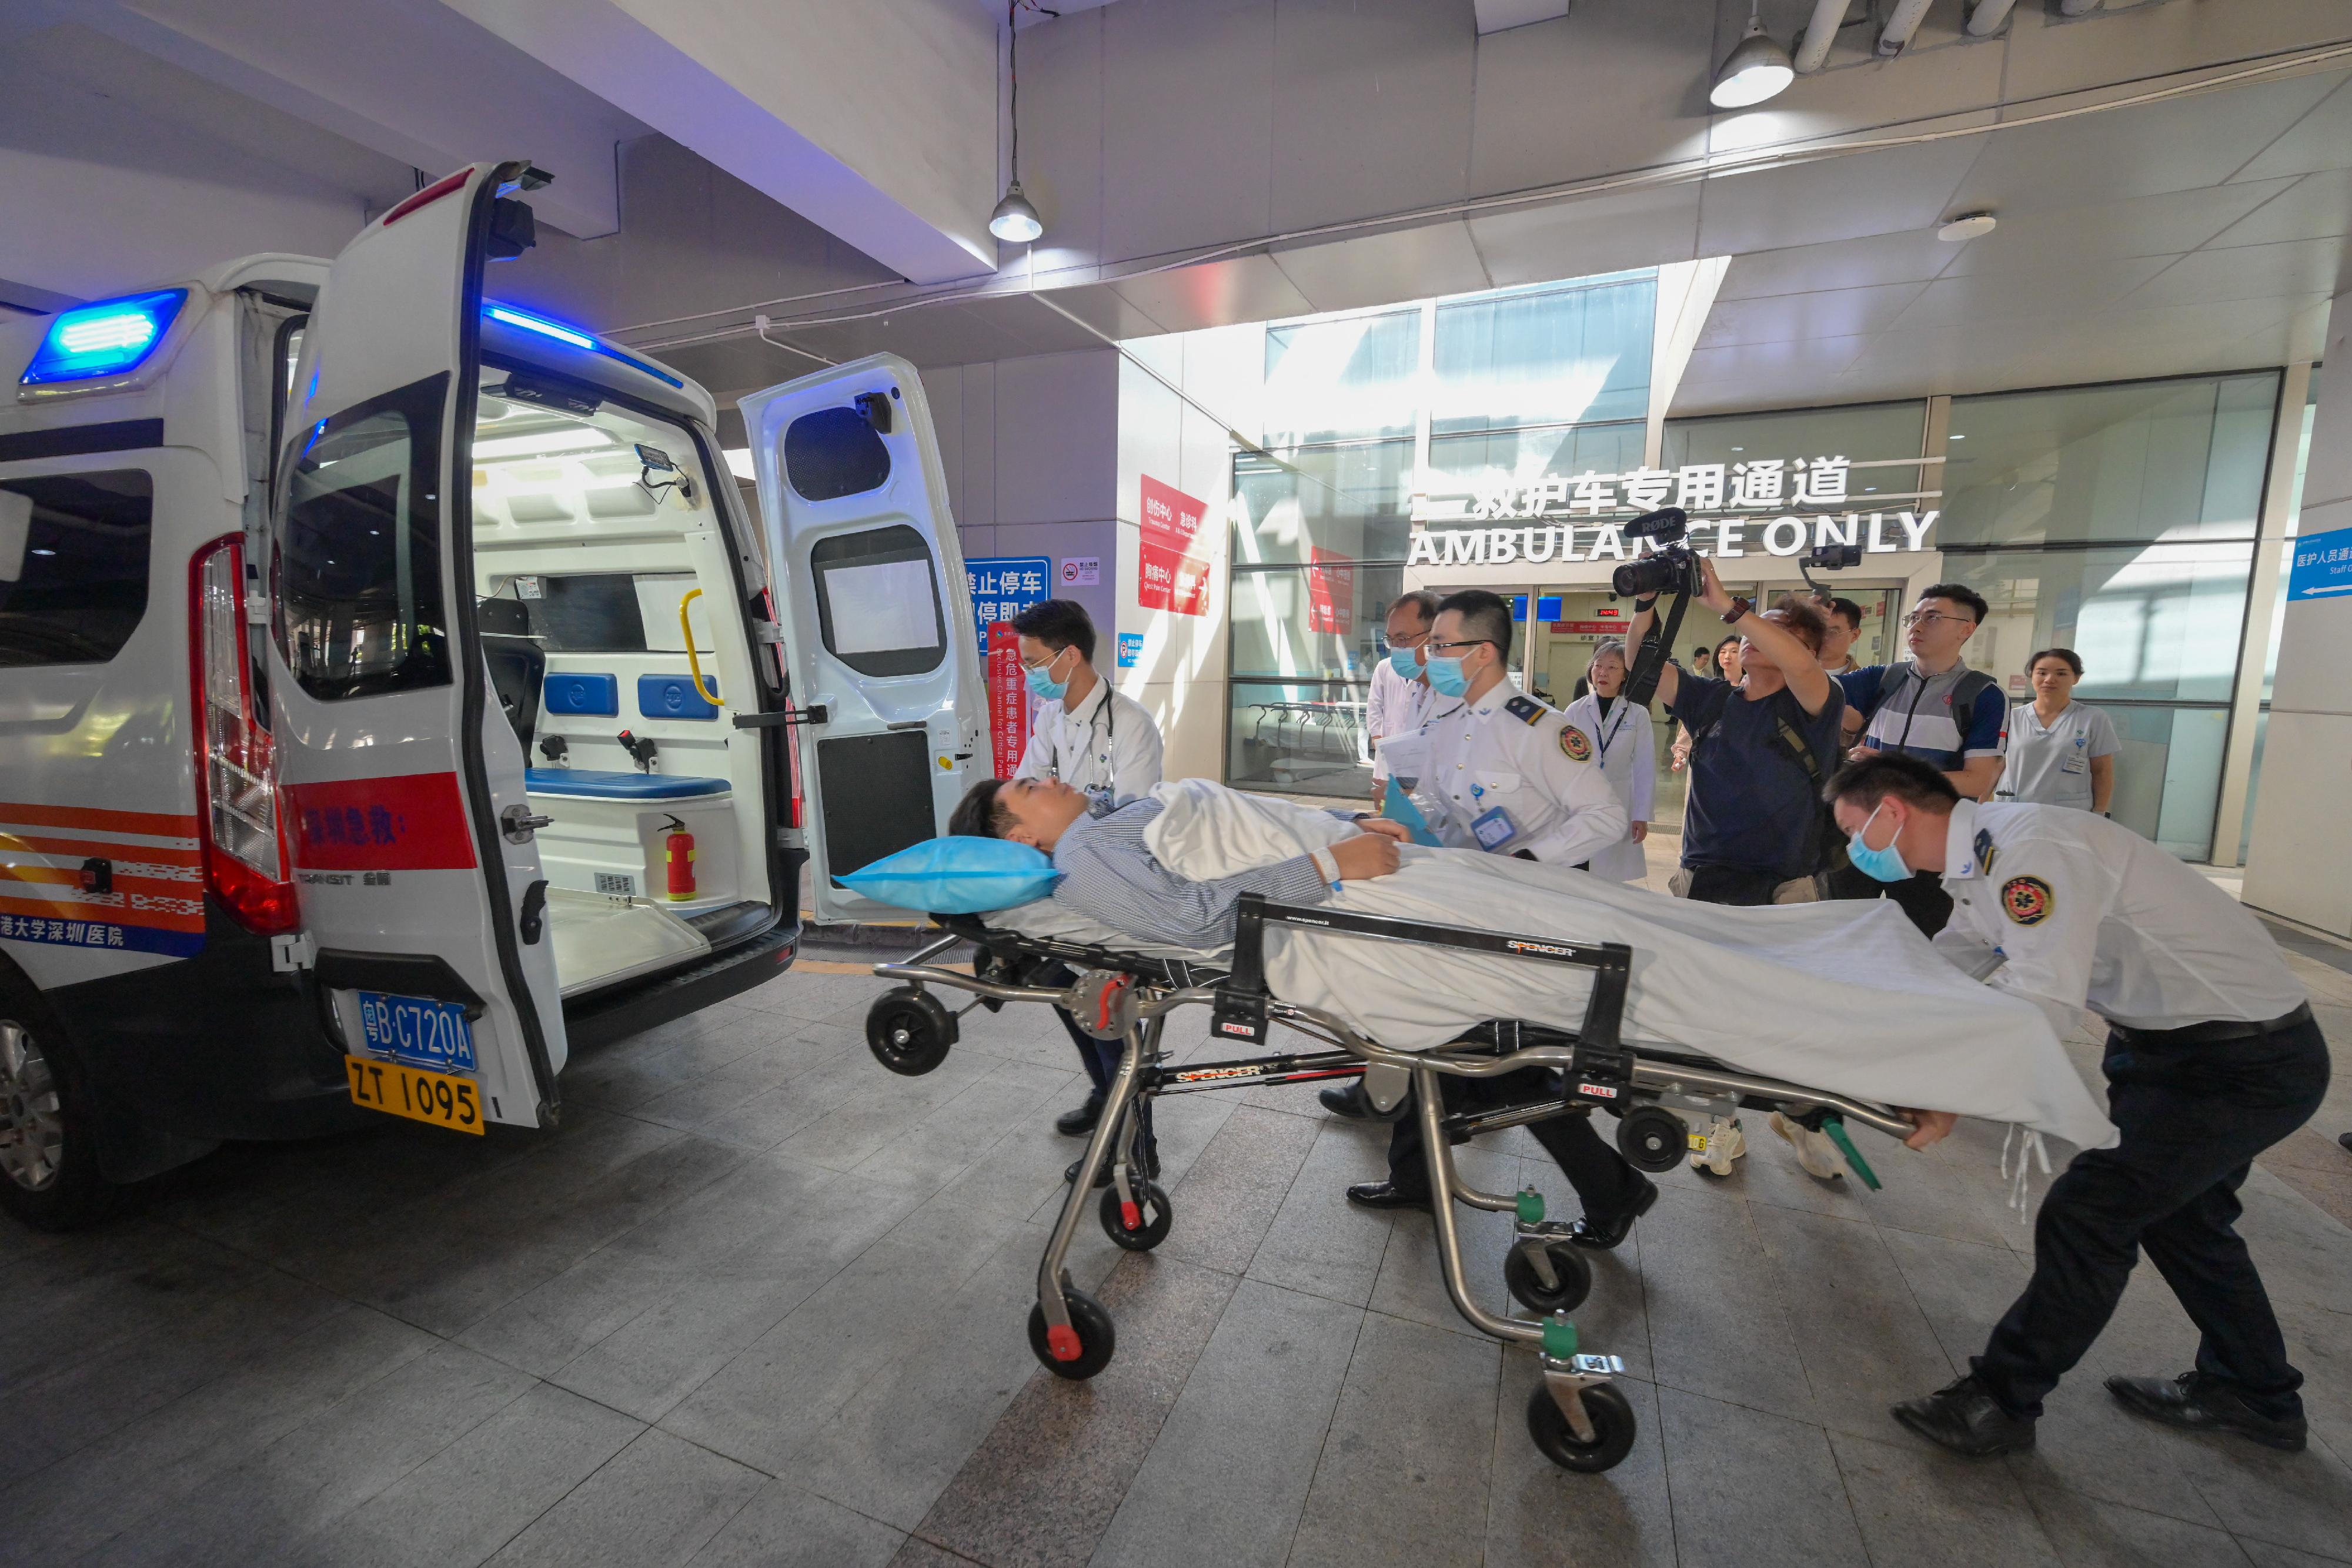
[{"left": 0, "top": 160, "right": 981, "bottom": 1228}]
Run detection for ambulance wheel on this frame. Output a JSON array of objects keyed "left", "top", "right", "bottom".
[
  {"left": 1526, "top": 1380, "right": 1637, "bottom": 1474},
  {"left": 1098, "top": 1180, "right": 1173, "bottom": 1251},
  {"left": 865, "top": 989, "right": 957, "bottom": 1076},
  {"left": 1615, "top": 1105, "right": 1688, "bottom": 1174},
  {"left": 0, "top": 977, "right": 117, "bottom": 1232},
  {"left": 1505, "top": 1239, "right": 1593, "bottom": 1315},
  {"left": 1028, "top": 1289, "right": 1116, "bottom": 1380}
]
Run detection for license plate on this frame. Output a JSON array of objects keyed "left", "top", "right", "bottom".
[
  {"left": 356, "top": 991, "right": 477, "bottom": 1072},
  {"left": 346, "top": 1056, "right": 484, "bottom": 1135}
]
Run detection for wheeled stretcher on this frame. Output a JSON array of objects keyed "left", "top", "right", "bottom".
[{"left": 862, "top": 894, "right": 1916, "bottom": 1474}]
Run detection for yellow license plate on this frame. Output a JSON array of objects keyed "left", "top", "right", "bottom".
[{"left": 345, "top": 1055, "right": 485, "bottom": 1135}]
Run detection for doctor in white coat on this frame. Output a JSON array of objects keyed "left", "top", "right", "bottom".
[{"left": 1562, "top": 639, "right": 1656, "bottom": 884}]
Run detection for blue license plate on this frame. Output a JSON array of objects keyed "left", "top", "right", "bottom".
[{"left": 356, "top": 991, "right": 477, "bottom": 1074}]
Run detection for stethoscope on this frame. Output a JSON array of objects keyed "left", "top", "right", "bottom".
[{"left": 1050, "top": 681, "right": 1117, "bottom": 787}]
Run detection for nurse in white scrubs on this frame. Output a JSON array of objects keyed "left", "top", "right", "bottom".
[
  {"left": 1997, "top": 647, "right": 2120, "bottom": 814},
  {"left": 1562, "top": 639, "right": 1656, "bottom": 882}
]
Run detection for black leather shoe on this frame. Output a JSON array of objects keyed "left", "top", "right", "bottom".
[
  {"left": 1565, "top": 1176, "right": 1658, "bottom": 1250},
  {"left": 1055, "top": 1091, "right": 1105, "bottom": 1138},
  {"left": 1066, "top": 1148, "right": 1161, "bottom": 1188},
  {"left": 2106, "top": 1372, "right": 2307, "bottom": 1452},
  {"left": 1892, "top": 1375, "right": 2036, "bottom": 1457},
  {"left": 1319, "top": 1084, "right": 1371, "bottom": 1119},
  {"left": 1345, "top": 1180, "right": 1430, "bottom": 1212}
]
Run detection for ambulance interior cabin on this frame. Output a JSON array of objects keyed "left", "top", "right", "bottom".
[{"left": 465, "top": 366, "right": 771, "bottom": 999}]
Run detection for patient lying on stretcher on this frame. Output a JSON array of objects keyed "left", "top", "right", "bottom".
[{"left": 948, "top": 775, "right": 2116, "bottom": 1152}]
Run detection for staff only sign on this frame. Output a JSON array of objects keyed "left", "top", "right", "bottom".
[{"left": 1406, "top": 453, "right": 1940, "bottom": 567}]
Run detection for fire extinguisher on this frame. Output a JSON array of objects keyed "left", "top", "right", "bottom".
[{"left": 663, "top": 814, "right": 696, "bottom": 901}]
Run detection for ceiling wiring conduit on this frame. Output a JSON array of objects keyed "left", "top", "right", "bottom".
[
  {"left": 1877, "top": 0, "right": 1936, "bottom": 55},
  {"left": 1792, "top": 0, "right": 1851, "bottom": 72},
  {"left": 1966, "top": 0, "right": 2019, "bottom": 36}
]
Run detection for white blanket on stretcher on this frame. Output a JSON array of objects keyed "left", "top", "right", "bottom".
[{"left": 1003, "top": 779, "right": 2115, "bottom": 1149}]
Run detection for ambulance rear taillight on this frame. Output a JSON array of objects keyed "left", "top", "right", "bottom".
[{"left": 190, "top": 536, "right": 298, "bottom": 934}]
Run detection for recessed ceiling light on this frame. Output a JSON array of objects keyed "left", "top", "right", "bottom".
[
  {"left": 1937, "top": 212, "right": 1998, "bottom": 242},
  {"left": 1711, "top": 13, "right": 1795, "bottom": 108}
]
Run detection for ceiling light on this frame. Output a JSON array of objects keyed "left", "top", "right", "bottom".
[
  {"left": 989, "top": 180, "right": 1044, "bottom": 243},
  {"left": 1937, "top": 212, "right": 1998, "bottom": 242},
  {"left": 1711, "top": 11, "right": 1794, "bottom": 108},
  {"left": 475, "top": 427, "right": 612, "bottom": 460}
]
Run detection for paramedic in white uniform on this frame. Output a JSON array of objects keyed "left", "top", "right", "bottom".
[
  {"left": 1365, "top": 590, "right": 1439, "bottom": 808},
  {"left": 1561, "top": 638, "right": 1656, "bottom": 884},
  {"left": 1997, "top": 647, "right": 2119, "bottom": 814},
  {"left": 1827, "top": 754, "right": 2324, "bottom": 1460},
  {"left": 1010, "top": 598, "right": 1165, "bottom": 1141}
]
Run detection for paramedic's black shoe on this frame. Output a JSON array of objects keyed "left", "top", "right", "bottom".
[
  {"left": 1320, "top": 1084, "right": 1371, "bottom": 1119},
  {"left": 1345, "top": 1181, "right": 1430, "bottom": 1212},
  {"left": 2106, "top": 1372, "right": 2307, "bottom": 1452},
  {"left": 1066, "top": 1148, "right": 1160, "bottom": 1188},
  {"left": 1055, "top": 1091, "right": 1105, "bottom": 1138},
  {"left": 1891, "top": 1375, "right": 2036, "bottom": 1457},
  {"left": 1565, "top": 1176, "right": 1657, "bottom": 1251}
]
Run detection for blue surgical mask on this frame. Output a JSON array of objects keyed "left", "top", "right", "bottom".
[
  {"left": 1024, "top": 649, "right": 1070, "bottom": 703},
  {"left": 1387, "top": 644, "right": 1424, "bottom": 681},
  {"left": 1425, "top": 654, "right": 1471, "bottom": 698},
  {"left": 1845, "top": 803, "right": 1912, "bottom": 883}
]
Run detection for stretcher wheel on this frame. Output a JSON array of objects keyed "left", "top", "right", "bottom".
[
  {"left": 1615, "top": 1105, "right": 1687, "bottom": 1174},
  {"left": 1028, "top": 1288, "right": 1116, "bottom": 1380},
  {"left": 866, "top": 988, "right": 957, "bottom": 1076},
  {"left": 1505, "top": 1240, "right": 1593, "bottom": 1315},
  {"left": 1099, "top": 1180, "right": 1173, "bottom": 1251},
  {"left": 1526, "top": 1380, "right": 1637, "bottom": 1473}
]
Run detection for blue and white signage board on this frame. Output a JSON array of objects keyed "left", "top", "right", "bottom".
[
  {"left": 965, "top": 556, "right": 1053, "bottom": 657},
  {"left": 2286, "top": 526, "right": 2352, "bottom": 603},
  {"left": 1117, "top": 632, "right": 1144, "bottom": 668}
]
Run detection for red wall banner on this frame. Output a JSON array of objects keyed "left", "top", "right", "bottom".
[
  {"left": 985, "top": 619, "right": 1029, "bottom": 778},
  {"left": 1305, "top": 547, "right": 1355, "bottom": 633},
  {"left": 1138, "top": 475, "right": 1211, "bottom": 617}
]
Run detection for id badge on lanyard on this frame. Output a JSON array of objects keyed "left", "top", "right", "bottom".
[{"left": 1468, "top": 784, "right": 1519, "bottom": 851}]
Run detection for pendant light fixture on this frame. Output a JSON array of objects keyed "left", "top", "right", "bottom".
[
  {"left": 990, "top": 1, "right": 1045, "bottom": 243},
  {"left": 1711, "top": 1, "right": 1796, "bottom": 108}
]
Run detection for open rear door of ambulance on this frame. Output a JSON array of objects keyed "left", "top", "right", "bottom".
[
  {"left": 741, "top": 356, "right": 983, "bottom": 925},
  {"left": 266, "top": 161, "right": 566, "bottom": 1132}
]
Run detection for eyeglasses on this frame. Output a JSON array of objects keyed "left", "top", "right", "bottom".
[
  {"left": 1905, "top": 610, "right": 1973, "bottom": 629},
  {"left": 1424, "top": 638, "right": 1500, "bottom": 654}
]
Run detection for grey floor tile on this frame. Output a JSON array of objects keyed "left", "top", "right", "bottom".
[
  {"left": 1285, "top": 1311, "right": 1499, "bottom": 1568},
  {"left": 1089, "top": 1279, "right": 1363, "bottom": 1568},
  {"left": 1362, "top": 1146, "right": 1526, "bottom": 1339},
  {"left": 2239, "top": 1540, "right": 2352, "bottom": 1568},
  {"left": 913, "top": 1253, "right": 1237, "bottom": 1568},
  {"left": 686, "top": 1479, "right": 906, "bottom": 1567},
  {"left": 1151, "top": 1104, "right": 1321, "bottom": 1277},
  {"left": 1244, "top": 1119, "right": 1396, "bottom": 1308},
  {"left": 773, "top": 1051, "right": 996, "bottom": 1172},
  {"left": 1878, "top": 1226, "right": 2033, "bottom": 1375},
  {"left": 1655, "top": 1386, "right": 1870, "bottom": 1568},
  {"left": 1750, "top": 1202, "right": 1956, "bottom": 1439},
  {"left": 2000, "top": 1379, "right": 2231, "bottom": 1529},
  {"left": 1627, "top": 1186, "right": 1822, "bottom": 1426},
  {"left": 1828, "top": 1429, "right": 2061, "bottom": 1568},
  {"left": 2021, "top": 1484, "right": 2256, "bottom": 1568},
  {"left": 1485, "top": 1354, "right": 1675, "bottom": 1568},
  {"left": 2180, "top": 1425, "right": 2352, "bottom": 1561},
  {"left": 486, "top": 1427, "right": 766, "bottom": 1567},
  {"left": 305, "top": 1382, "right": 643, "bottom": 1568}
]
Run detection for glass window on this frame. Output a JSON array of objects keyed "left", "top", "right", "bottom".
[
  {"left": 809, "top": 524, "right": 946, "bottom": 677},
  {"left": 1957, "top": 541, "right": 2252, "bottom": 702},
  {"left": 276, "top": 376, "right": 450, "bottom": 701},
  {"left": 0, "top": 469, "right": 152, "bottom": 667},
  {"left": 1227, "top": 678, "right": 1371, "bottom": 799},
  {"left": 1232, "top": 440, "right": 1412, "bottom": 566},
  {"left": 2238, "top": 708, "right": 2269, "bottom": 865},
  {"left": 1941, "top": 373, "right": 2279, "bottom": 547},
  {"left": 1264, "top": 309, "right": 1421, "bottom": 447},
  {"left": 2104, "top": 704, "right": 2230, "bottom": 862},
  {"left": 1424, "top": 422, "right": 1649, "bottom": 515},
  {"left": 1661, "top": 401, "right": 1927, "bottom": 504},
  {"left": 1230, "top": 563, "right": 1405, "bottom": 682},
  {"left": 1433, "top": 273, "right": 1654, "bottom": 433}
]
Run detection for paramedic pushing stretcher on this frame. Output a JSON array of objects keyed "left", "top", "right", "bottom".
[
  {"left": 1330, "top": 591, "right": 1654, "bottom": 1250},
  {"left": 1826, "top": 755, "right": 2327, "bottom": 1458}
]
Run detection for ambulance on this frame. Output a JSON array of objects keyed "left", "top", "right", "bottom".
[{"left": 0, "top": 160, "right": 981, "bottom": 1228}]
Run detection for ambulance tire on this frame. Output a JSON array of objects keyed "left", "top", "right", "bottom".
[{"left": 0, "top": 974, "right": 119, "bottom": 1233}]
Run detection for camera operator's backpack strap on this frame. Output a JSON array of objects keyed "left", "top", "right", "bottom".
[
  {"left": 1625, "top": 591, "right": 1694, "bottom": 710},
  {"left": 1766, "top": 707, "right": 1849, "bottom": 887}
]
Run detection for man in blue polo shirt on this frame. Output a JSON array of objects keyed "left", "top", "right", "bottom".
[{"left": 1832, "top": 582, "right": 2007, "bottom": 935}]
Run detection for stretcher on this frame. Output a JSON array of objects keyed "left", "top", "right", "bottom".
[{"left": 863, "top": 894, "right": 1916, "bottom": 1475}]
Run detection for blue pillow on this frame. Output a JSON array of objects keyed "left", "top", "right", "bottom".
[{"left": 838, "top": 837, "right": 1061, "bottom": 914}]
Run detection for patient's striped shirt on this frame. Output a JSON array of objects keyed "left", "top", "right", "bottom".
[{"left": 1050, "top": 798, "right": 1344, "bottom": 952}]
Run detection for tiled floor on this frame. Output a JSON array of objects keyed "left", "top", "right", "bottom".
[{"left": 5, "top": 947, "right": 2352, "bottom": 1567}]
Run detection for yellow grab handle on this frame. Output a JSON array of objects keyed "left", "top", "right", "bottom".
[{"left": 680, "top": 589, "right": 723, "bottom": 707}]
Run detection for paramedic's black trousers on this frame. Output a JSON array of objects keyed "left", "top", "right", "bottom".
[
  {"left": 1973, "top": 1010, "right": 2328, "bottom": 1422},
  {"left": 1384, "top": 1069, "right": 1646, "bottom": 1220}
]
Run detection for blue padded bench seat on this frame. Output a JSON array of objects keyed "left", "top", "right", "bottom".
[{"left": 524, "top": 769, "right": 731, "bottom": 801}]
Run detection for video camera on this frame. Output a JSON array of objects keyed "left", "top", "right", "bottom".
[
  {"left": 1609, "top": 507, "right": 1697, "bottom": 599},
  {"left": 1799, "top": 540, "right": 1862, "bottom": 597}
]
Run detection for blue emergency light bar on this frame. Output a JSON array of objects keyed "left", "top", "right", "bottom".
[
  {"left": 19, "top": 289, "right": 188, "bottom": 386},
  {"left": 481, "top": 299, "right": 683, "bottom": 389}
]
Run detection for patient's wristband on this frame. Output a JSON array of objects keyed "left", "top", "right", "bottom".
[{"left": 1308, "top": 847, "right": 1344, "bottom": 893}]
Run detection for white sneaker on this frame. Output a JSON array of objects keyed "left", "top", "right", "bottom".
[
  {"left": 1771, "top": 1112, "right": 1846, "bottom": 1181},
  {"left": 1690, "top": 1115, "right": 1746, "bottom": 1178}
]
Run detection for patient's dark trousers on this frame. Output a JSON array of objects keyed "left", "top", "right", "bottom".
[
  {"left": 1384, "top": 1069, "right": 1646, "bottom": 1220},
  {"left": 1972, "top": 1012, "right": 2328, "bottom": 1422}
]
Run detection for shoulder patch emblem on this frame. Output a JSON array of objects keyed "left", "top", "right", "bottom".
[
  {"left": 1559, "top": 726, "right": 1593, "bottom": 763},
  {"left": 1504, "top": 695, "right": 1544, "bottom": 724},
  {"left": 1973, "top": 828, "right": 1996, "bottom": 878},
  {"left": 2000, "top": 875, "right": 2053, "bottom": 926}
]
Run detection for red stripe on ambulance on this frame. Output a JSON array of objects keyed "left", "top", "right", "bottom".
[{"left": 285, "top": 774, "right": 479, "bottom": 871}]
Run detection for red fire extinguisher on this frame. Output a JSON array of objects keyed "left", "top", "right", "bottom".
[{"left": 663, "top": 814, "right": 696, "bottom": 901}]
